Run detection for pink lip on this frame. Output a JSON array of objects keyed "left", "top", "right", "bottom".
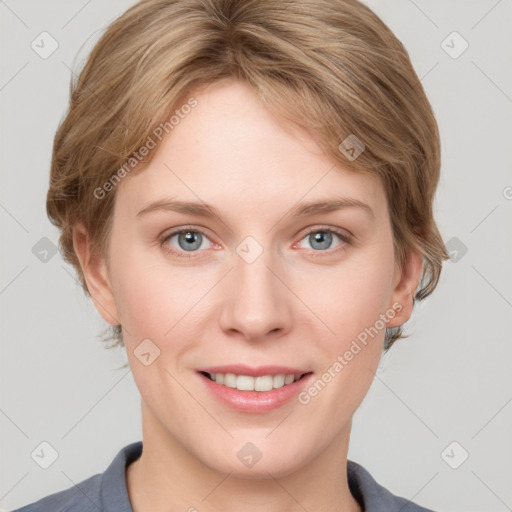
[
  {"left": 196, "top": 368, "right": 314, "bottom": 414},
  {"left": 197, "top": 364, "right": 309, "bottom": 377}
]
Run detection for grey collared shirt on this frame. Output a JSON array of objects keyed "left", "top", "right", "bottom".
[{"left": 12, "top": 441, "right": 436, "bottom": 511}]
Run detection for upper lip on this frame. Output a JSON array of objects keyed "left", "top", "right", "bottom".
[{"left": 197, "top": 365, "right": 311, "bottom": 377}]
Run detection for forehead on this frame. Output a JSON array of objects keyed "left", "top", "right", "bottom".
[{"left": 115, "top": 78, "right": 385, "bottom": 218}]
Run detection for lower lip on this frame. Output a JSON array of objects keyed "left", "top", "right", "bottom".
[{"left": 198, "top": 372, "right": 313, "bottom": 413}]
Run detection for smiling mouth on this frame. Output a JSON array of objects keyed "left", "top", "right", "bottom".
[{"left": 200, "top": 371, "right": 312, "bottom": 392}]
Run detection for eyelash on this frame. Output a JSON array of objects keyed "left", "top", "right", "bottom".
[{"left": 159, "top": 225, "right": 352, "bottom": 259}]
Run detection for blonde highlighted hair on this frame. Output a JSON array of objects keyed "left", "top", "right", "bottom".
[{"left": 47, "top": 0, "right": 448, "bottom": 350}]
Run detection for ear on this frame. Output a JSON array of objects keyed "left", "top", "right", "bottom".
[
  {"left": 72, "top": 223, "right": 120, "bottom": 326},
  {"left": 386, "top": 249, "right": 423, "bottom": 328}
]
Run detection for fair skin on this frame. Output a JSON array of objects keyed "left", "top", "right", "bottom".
[{"left": 74, "top": 78, "right": 422, "bottom": 512}]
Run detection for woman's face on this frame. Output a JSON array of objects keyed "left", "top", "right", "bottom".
[{"left": 83, "top": 78, "right": 419, "bottom": 477}]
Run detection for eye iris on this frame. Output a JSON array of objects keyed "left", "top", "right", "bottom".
[
  {"left": 310, "top": 231, "right": 332, "bottom": 250},
  {"left": 178, "top": 231, "right": 202, "bottom": 251}
]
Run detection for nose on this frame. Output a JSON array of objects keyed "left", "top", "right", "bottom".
[{"left": 218, "top": 243, "right": 293, "bottom": 342}]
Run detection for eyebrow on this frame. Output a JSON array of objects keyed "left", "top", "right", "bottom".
[{"left": 136, "top": 197, "right": 374, "bottom": 220}]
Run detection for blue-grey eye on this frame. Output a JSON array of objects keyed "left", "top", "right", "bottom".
[
  {"left": 309, "top": 231, "right": 332, "bottom": 250},
  {"left": 301, "top": 230, "right": 344, "bottom": 251},
  {"left": 171, "top": 231, "right": 207, "bottom": 252}
]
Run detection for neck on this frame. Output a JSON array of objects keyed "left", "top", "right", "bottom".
[{"left": 126, "top": 401, "right": 361, "bottom": 512}]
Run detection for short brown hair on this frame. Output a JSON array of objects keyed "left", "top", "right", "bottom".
[{"left": 47, "top": 0, "right": 449, "bottom": 351}]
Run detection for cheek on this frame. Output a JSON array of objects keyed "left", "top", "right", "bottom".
[
  {"left": 110, "top": 245, "right": 215, "bottom": 352},
  {"left": 295, "top": 259, "right": 393, "bottom": 430},
  {"left": 298, "top": 246, "right": 396, "bottom": 414},
  {"left": 302, "top": 249, "right": 395, "bottom": 350}
]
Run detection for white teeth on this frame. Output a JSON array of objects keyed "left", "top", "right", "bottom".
[
  {"left": 207, "top": 372, "right": 304, "bottom": 391},
  {"left": 255, "top": 375, "right": 273, "bottom": 391},
  {"left": 272, "top": 374, "right": 285, "bottom": 389},
  {"left": 223, "top": 373, "right": 237, "bottom": 388},
  {"left": 284, "top": 374, "right": 294, "bottom": 385},
  {"left": 237, "top": 375, "right": 255, "bottom": 391}
]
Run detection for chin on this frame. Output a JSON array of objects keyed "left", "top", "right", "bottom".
[{"left": 195, "top": 439, "right": 313, "bottom": 479}]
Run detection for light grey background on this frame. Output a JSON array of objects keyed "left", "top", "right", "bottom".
[{"left": 1, "top": 1, "right": 511, "bottom": 510}]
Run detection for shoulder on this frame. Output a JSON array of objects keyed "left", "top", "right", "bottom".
[
  {"left": 347, "top": 460, "right": 437, "bottom": 512},
  {"left": 11, "top": 474, "right": 102, "bottom": 512},
  {"left": 10, "top": 441, "right": 142, "bottom": 512}
]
